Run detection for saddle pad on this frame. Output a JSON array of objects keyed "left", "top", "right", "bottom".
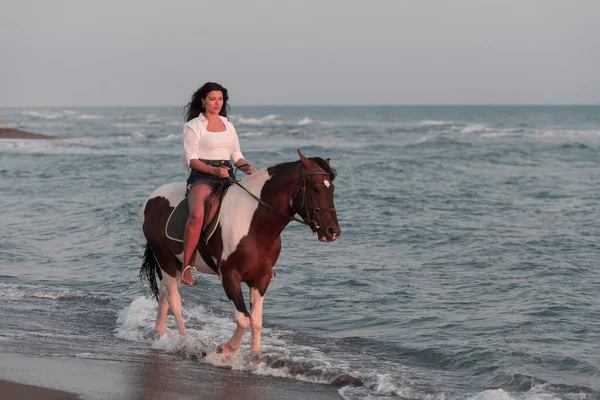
[{"left": 165, "top": 188, "right": 231, "bottom": 244}]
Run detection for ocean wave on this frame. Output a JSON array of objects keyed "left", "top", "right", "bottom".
[
  {"left": 19, "top": 109, "right": 103, "bottom": 121},
  {"left": 228, "top": 114, "right": 315, "bottom": 127},
  {"left": 116, "top": 298, "right": 591, "bottom": 400},
  {"left": 420, "top": 120, "right": 455, "bottom": 126},
  {"left": 297, "top": 117, "right": 314, "bottom": 126},
  {"left": 286, "top": 129, "right": 306, "bottom": 136},
  {"left": 460, "top": 124, "right": 496, "bottom": 134},
  {"left": 232, "top": 114, "right": 282, "bottom": 125},
  {"left": 20, "top": 110, "right": 70, "bottom": 120},
  {"left": 158, "top": 133, "right": 182, "bottom": 141},
  {"left": 145, "top": 114, "right": 161, "bottom": 123},
  {"left": 540, "top": 129, "right": 600, "bottom": 137},
  {"left": 238, "top": 131, "right": 267, "bottom": 137},
  {"left": 115, "top": 297, "right": 409, "bottom": 398},
  {"left": 74, "top": 114, "right": 103, "bottom": 120},
  {"left": 0, "top": 136, "right": 178, "bottom": 156},
  {"left": 0, "top": 283, "right": 112, "bottom": 303}
]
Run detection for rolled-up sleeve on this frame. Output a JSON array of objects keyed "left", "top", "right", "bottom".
[
  {"left": 183, "top": 123, "right": 200, "bottom": 167},
  {"left": 229, "top": 122, "right": 244, "bottom": 163}
]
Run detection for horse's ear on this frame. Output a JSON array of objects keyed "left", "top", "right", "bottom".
[
  {"left": 298, "top": 150, "right": 310, "bottom": 166},
  {"left": 325, "top": 158, "right": 330, "bottom": 165}
]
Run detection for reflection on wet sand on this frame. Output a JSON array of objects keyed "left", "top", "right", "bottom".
[{"left": 129, "top": 350, "right": 263, "bottom": 400}]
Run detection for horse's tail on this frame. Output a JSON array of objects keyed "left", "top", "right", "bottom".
[{"left": 139, "top": 242, "right": 162, "bottom": 302}]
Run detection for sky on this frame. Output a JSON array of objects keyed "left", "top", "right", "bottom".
[{"left": 2, "top": 0, "right": 599, "bottom": 107}]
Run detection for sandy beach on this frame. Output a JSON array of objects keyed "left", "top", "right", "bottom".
[
  {"left": 0, "top": 127, "right": 57, "bottom": 139},
  {"left": 0, "top": 380, "right": 78, "bottom": 400},
  {"left": 0, "top": 351, "right": 343, "bottom": 400}
]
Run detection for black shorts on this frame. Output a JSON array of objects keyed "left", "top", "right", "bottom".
[{"left": 186, "top": 160, "right": 234, "bottom": 194}]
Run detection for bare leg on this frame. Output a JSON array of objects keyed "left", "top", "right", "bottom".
[
  {"left": 249, "top": 288, "right": 265, "bottom": 354},
  {"left": 182, "top": 184, "right": 212, "bottom": 285},
  {"left": 154, "top": 279, "right": 169, "bottom": 335}
]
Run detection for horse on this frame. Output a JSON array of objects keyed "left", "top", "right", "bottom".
[{"left": 139, "top": 151, "right": 341, "bottom": 356}]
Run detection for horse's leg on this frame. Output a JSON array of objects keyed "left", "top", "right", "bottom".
[
  {"left": 249, "top": 287, "right": 265, "bottom": 354},
  {"left": 154, "top": 279, "right": 168, "bottom": 335},
  {"left": 151, "top": 245, "right": 187, "bottom": 336},
  {"left": 164, "top": 274, "right": 186, "bottom": 336},
  {"left": 218, "top": 270, "right": 250, "bottom": 355},
  {"left": 218, "top": 303, "right": 250, "bottom": 356}
]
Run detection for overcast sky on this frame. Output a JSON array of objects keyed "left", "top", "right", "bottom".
[{"left": 2, "top": 0, "right": 599, "bottom": 107}]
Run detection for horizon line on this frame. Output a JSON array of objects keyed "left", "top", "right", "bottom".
[{"left": 1, "top": 103, "right": 600, "bottom": 109}]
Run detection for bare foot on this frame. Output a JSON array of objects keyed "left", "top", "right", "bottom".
[{"left": 182, "top": 265, "right": 196, "bottom": 286}]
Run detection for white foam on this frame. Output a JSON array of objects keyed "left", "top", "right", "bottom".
[
  {"left": 112, "top": 122, "right": 143, "bottom": 128},
  {"left": 145, "top": 114, "right": 163, "bottom": 124},
  {"left": 238, "top": 131, "right": 267, "bottom": 137},
  {"left": 539, "top": 129, "right": 599, "bottom": 137},
  {"left": 74, "top": 114, "right": 102, "bottom": 120},
  {"left": 466, "top": 386, "right": 579, "bottom": 400},
  {"left": 158, "top": 133, "right": 182, "bottom": 141},
  {"left": 297, "top": 117, "right": 313, "bottom": 126},
  {"left": 416, "top": 134, "right": 441, "bottom": 143},
  {"left": 460, "top": 124, "right": 495, "bottom": 134},
  {"left": 232, "top": 114, "right": 281, "bottom": 125},
  {"left": 115, "top": 297, "right": 365, "bottom": 387},
  {"left": 0, "top": 287, "right": 71, "bottom": 300},
  {"left": 19, "top": 109, "right": 102, "bottom": 121},
  {"left": 131, "top": 130, "right": 148, "bottom": 139},
  {"left": 420, "top": 120, "right": 454, "bottom": 126},
  {"left": 20, "top": 110, "right": 65, "bottom": 120},
  {"left": 469, "top": 389, "right": 514, "bottom": 400},
  {"left": 0, "top": 137, "right": 177, "bottom": 156},
  {"left": 0, "top": 283, "right": 111, "bottom": 302}
]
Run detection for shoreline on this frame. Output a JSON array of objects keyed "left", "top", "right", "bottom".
[
  {"left": 0, "top": 127, "right": 58, "bottom": 139},
  {"left": 0, "top": 351, "right": 343, "bottom": 399}
]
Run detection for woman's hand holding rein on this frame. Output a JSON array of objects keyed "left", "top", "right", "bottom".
[{"left": 213, "top": 166, "right": 231, "bottom": 178}]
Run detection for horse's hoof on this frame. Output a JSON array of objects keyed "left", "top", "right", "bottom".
[{"left": 217, "top": 342, "right": 236, "bottom": 356}]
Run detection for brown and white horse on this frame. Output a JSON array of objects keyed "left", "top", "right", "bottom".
[{"left": 139, "top": 151, "right": 341, "bottom": 356}]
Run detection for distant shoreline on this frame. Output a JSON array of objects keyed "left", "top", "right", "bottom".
[{"left": 0, "top": 128, "right": 58, "bottom": 139}]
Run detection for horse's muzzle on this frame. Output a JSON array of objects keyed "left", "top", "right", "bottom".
[{"left": 319, "top": 226, "right": 340, "bottom": 242}]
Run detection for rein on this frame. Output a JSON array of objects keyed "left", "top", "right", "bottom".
[{"left": 233, "top": 168, "right": 334, "bottom": 233}]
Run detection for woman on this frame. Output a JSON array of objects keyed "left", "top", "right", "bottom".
[{"left": 181, "top": 82, "right": 254, "bottom": 286}]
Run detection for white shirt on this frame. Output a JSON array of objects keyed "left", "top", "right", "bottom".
[{"left": 181, "top": 114, "right": 244, "bottom": 171}]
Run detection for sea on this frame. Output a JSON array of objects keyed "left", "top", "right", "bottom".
[{"left": 0, "top": 105, "right": 598, "bottom": 400}]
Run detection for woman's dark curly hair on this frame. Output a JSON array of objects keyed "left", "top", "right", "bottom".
[{"left": 184, "top": 82, "right": 230, "bottom": 122}]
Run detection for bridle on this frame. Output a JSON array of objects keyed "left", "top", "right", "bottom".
[{"left": 233, "top": 166, "right": 336, "bottom": 233}]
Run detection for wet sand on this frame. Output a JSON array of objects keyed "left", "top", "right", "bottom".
[
  {"left": 0, "top": 127, "right": 57, "bottom": 139},
  {"left": 0, "top": 352, "right": 342, "bottom": 400},
  {"left": 0, "top": 380, "right": 78, "bottom": 399}
]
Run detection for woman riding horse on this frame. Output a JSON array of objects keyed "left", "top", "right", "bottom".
[
  {"left": 140, "top": 151, "right": 341, "bottom": 355},
  {"left": 181, "top": 82, "right": 254, "bottom": 286}
]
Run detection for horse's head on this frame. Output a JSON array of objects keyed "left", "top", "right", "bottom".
[{"left": 293, "top": 151, "right": 341, "bottom": 242}]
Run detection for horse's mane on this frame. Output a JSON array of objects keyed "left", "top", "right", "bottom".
[{"left": 268, "top": 157, "right": 337, "bottom": 181}]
